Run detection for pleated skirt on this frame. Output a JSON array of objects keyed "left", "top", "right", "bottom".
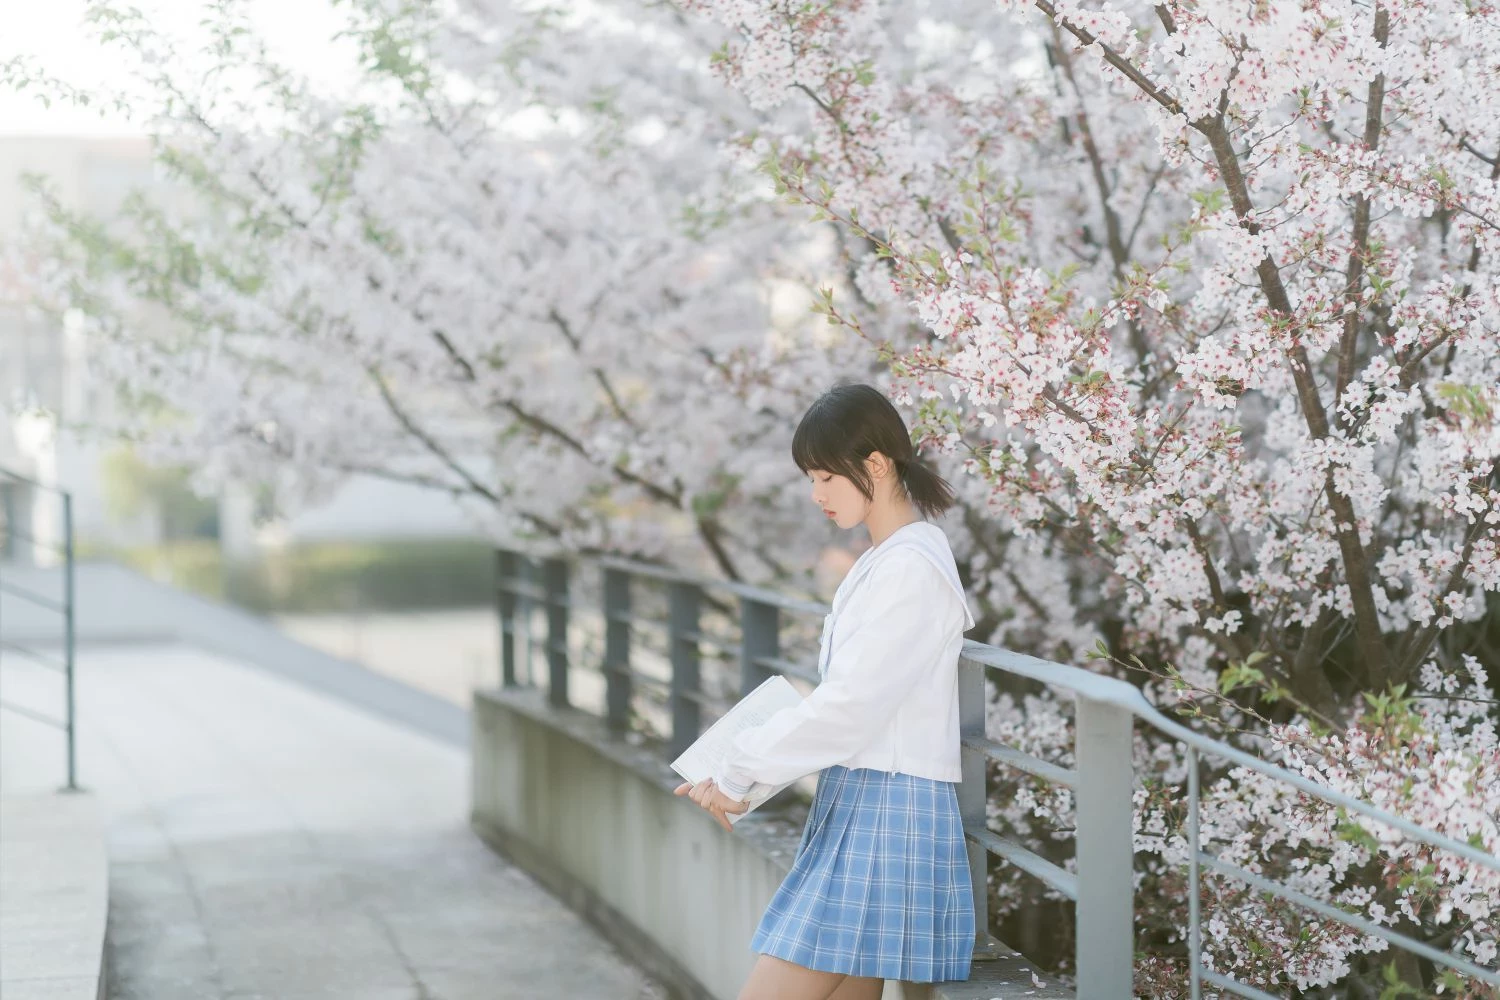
[{"left": 751, "top": 765, "right": 974, "bottom": 982}]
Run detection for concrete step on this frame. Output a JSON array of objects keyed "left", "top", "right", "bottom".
[{"left": 0, "top": 792, "right": 109, "bottom": 1000}]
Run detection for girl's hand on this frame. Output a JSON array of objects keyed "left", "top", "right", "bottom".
[{"left": 673, "top": 778, "right": 749, "bottom": 832}]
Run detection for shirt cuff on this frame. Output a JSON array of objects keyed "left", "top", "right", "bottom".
[{"left": 715, "top": 774, "right": 753, "bottom": 801}]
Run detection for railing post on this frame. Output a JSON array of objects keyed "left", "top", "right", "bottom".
[
  {"left": 497, "top": 549, "right": 519, "bottom": 689},
  {"left": 62, "top": 491, "right": 77, "bottom": 792},
  {"left": 543, "top": 557, "right": 569, "bottom": 709},
  {"left": 516, "top": 555, "right": 535, "bottom": 684},
  {"left": 1, "top": 481, "right": 16, "bottom": 559},
  {"left": 958, "top": 656, "right": 989, "bottom": 952},
  {"left": 1074, "top": 694, "right": 1135, "bottom": 997},
  {"left": 603, "top": 567, "right": 632, "bottom": 734},
  {"left": 668, "top": 581, "right": 701, "bottom": 759},
  {"left": 739, "top": 596, "right": 777, "bottom": 697}
]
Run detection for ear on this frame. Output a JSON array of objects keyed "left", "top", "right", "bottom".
[{"left": 865, "top": 451, "right": 894, "bottom": 481}]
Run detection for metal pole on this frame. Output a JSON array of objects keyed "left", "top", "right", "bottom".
[
  {"left": 1, "top": 481, "right": 15, "bottom": 559},
  {"left": 542, "top": 557, "right": 569, "bottom": 709},
  {"left": 958, "top": 656, "right": 989, "bottom": 952},
  {"left": 1188, "top": 745, "right": 1202, "bottom": 1000},
  {"left": 497, "top": 549, "right": 518, "bottom": 688},
  {"left": 519, "top": 556, "right": 535, "bottom": 685},
  {"left": 603, "top": 567, "right": 631, "bottom": 734},
  {"left": 63, "top": 492, "right": 78, "bottom": 792},
  {"left": 1074, "top": 694, "right": 1135, "bottom": 997},
  {"left": 668, "top": 581, "right": 701, "bottom": 759},
  {"left": 738, "top": 596, "right": 777, "bottom": 697}
]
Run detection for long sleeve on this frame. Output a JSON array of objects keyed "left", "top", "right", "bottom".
[{"left": 712, "top": 550, "right": 963, "bottom": 800}]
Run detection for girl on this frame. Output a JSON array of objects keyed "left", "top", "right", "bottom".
[{"left": 675, "top": 382, "right": 976, "bottom": 1000}]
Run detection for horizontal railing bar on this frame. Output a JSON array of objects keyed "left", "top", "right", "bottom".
[
  {"left": 624, "top": 670, "right": 670, "bottom": 690},
  {"left": 970, "top": 827, "right": 1078, "bottom": 901},
  {"left": 962, "top": 641, "right": 1500, "bottom": 876},
  {"left": 496, "top": 581, "right": 548, "bottom": 602},
  {"left": 673, "top": 687, "right": 723, "bottom": 708},
  {"left": 595, "top": 555, "right": 827, "bottom": 617},
  {"left": 1166, "top": 713, "right": 1500, "bottom": 875},
  {"left": 0, "top": 578, "right": 66, "bottom": 613},
  {"left": 603, "top": 612, "right": 736, "bottom": 642},
  {"left": 497, "top": 588, "right": 597, "bottom": 615},
  {"left": 0, "top": 526, "right": 69, "bottom": 553},
  {"left": 752, "top": 655, "right": 819, "bottom": 684},
  {"left": 1198, "top": 851, "right": 1500, "bottom": 985},
  {"left": 1198, "top": 969, "right": 1282, "bottom": 1000},
  {"left": 676, "top": 629, "right": 738, "bottom": 653},
  {"left": 0, "top": 699, "right": 66, "bottom": 730},
  {"left": 0, "top": 639, "right": 68, "bottom": 672},
  {"left": 0, "top": 467, "right": 67, "bottom": 492},
  {"left": 965, "top": 736, "right": 1077, "bottom": 789}
]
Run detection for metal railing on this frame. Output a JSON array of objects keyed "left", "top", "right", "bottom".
[
  {"left": 0, "top": 468, "right": 79, "bottom": 791},
  {"left": 495, "top": 546, "right": 1500, "bottom": 998}
]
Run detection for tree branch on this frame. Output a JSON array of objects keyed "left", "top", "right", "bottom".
[
  {"left": 1334, "top": 6, "right": 1390, "bottom": 408},
  {"left": 364, "top": 365, "right": 500, "bottom": 505},
  {"left": 546, "top": 308, "right": 641, "bottom": 431}
]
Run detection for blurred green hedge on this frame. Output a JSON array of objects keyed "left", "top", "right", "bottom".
[{"left": 81, "top": 537, "right": 495, "bottom": 614}]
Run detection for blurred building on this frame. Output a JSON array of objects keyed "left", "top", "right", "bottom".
[{"left": 0, "top": 136, "right": 161, "bottom": 558}]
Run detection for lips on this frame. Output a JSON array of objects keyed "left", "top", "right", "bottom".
[{"left": 824, "top": 510, "right": 836, "bottom": 518}]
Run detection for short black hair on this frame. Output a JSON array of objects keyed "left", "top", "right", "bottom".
[{"left": 792, "top": 381, "right": 956, "bottom": 518}]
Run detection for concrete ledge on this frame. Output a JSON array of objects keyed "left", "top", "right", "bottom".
[
  {"left": 471, "top": 687, "right": 1071, "bottom": 1000},
  {"left": 0, "top": 793, "right": 108, "bottom": 1000}
]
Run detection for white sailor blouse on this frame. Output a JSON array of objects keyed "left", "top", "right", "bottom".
[{"left": 713, "top": 521, "right": 976, "bottom": 801}]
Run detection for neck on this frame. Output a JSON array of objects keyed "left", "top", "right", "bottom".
[{"left": 865, "top": 497, "right": 922, "bottom": 548}]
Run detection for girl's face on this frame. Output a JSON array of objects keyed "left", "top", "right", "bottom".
[{"left": 806, "top": 468, "right": 871, "bottom": 530}]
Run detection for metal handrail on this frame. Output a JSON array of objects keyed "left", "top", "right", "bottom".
[
  {"left": 493, "top": 545, "right": 1500, "bottom": 997},
  {"left": 0, "top": 468, "right": 79, "bottom": 791},
  {"left": 959, "top": 641, "right": 1500, "bottom": 872},
  {"left": 0, "top": 467, "right": 54, "bottom": 489},
  {"left": 956, "top": 641, "right": 1500, "bottom": 995}
]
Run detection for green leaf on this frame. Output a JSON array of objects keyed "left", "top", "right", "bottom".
[{"left": 1218, "top": 660, "right": 1266, "bottom": 695}]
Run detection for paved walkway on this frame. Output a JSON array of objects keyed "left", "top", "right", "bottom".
[{"left": 0, "top": 643, "right": 663, "bottom": 1000}]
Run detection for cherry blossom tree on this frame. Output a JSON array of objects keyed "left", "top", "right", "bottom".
[
  {"left": 687, "top": 0, "right": 1500, "bottom": 991},
  {"left": 16, "top": 0, "right": 865, "bottom": 582},
  {"left": 691, "top": 0, "right": 1499, "bottom": 701}
]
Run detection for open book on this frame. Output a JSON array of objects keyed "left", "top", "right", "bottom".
[{"left": 670, "top": 675, "right": 805, "bottom": 824}]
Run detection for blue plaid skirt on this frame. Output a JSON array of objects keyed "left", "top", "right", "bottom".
[{"left": 751, "top": 766, "right": 974, "bottom": 982}]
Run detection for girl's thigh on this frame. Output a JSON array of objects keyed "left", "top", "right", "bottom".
[
  {"left": 736, "top": 954, "right": 881, "bottom": 1000},
  {"left": 828, "top": 973, "right": 885, "bottom": 1000}
]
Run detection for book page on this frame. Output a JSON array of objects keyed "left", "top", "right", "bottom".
[{"left": 670, "top": 674, "right": 804, "bottom": 823}]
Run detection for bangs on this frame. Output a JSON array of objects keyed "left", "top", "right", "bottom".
[
  {"left": 791, "top": 381, "right": 929, "bottom": 509},
  {"left": 791, "top": 398, "right": 870, "bottom": 492}
]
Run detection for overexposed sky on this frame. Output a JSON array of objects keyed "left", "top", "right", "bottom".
[{"left": 0, "top": 0, "right": 358, "bottom": 135}]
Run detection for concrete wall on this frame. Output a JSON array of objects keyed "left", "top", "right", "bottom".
[
  {"left": 472, "top": 686, "right": 801, "bottom": 1000},
  {"left": 470, "top": 688, "right": 1071, "bottom": 1000}
]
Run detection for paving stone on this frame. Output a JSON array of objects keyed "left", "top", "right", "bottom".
[
  {"left": 1, "top": 642, "right": 660, "bottom": 1000},
  {"left": 0, "top": 975, "right": 104, "bottom": 1000}
]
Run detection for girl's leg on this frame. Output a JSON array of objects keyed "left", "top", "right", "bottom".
[
  {"left": 736, "top": 955, "right": 853, "bottom": 1000},
  {"left": 826, "top": 973, "right": 885, "bottom": 1000}
]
